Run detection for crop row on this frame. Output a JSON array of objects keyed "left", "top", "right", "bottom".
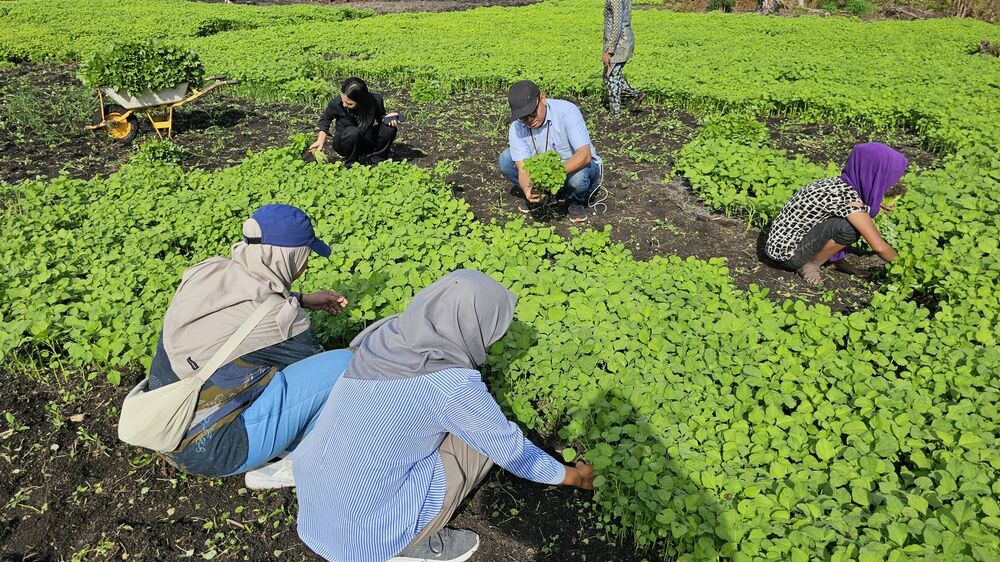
[{"left": 1, "top": 0, "right": 997, "bottom": 150}]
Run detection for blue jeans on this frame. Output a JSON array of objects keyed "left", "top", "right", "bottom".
[
  {"left": 499, "top": 148, "right": 601, "bottom": 205},
  {"left": 231, "top": 349, "right": 352, "bottom": 473}
]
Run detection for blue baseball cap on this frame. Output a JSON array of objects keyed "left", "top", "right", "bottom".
[{"left": 245, "top": 204, "right": 332, "bottom": 257}]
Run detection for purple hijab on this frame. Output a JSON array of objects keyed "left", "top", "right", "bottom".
[{"left": 830, "top": 142, "right": 908, "bottom": 262}]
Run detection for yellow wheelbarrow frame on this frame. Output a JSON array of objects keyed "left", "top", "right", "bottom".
[{"left": 86, "top": 76, "right": 240, "bottom": 142}]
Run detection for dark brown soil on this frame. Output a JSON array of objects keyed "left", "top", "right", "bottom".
[
  {"left": 196, "top": 0, "right": 541, "bottom": 13},
  {"left": 0, "top": 64, "right": 316, "bottom": 185},
  {"left": 0, "top": 365, "right": 648, "bottom": 562}
]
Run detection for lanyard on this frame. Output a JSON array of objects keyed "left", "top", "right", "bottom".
[{"left": 529, "top": 121, "right": 552, "bottom": 155}]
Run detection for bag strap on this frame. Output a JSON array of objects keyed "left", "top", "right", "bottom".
[{"left": 192, "top": 293, "right": 286, "bottom": 384}]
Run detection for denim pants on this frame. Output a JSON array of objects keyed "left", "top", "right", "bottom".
[
  {"left": 231, "top": 349, "right": 352, "bottom": 473},
  {"left": 499, "top": 148, "right": 601, "bottom": 205}
]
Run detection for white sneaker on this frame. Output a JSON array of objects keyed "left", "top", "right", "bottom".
[
  {"left": 244, "top": 457, "right": 295, "bottom": 490},
  {"left": 389, "top": 528, "right": 480, "bottom": 562}
]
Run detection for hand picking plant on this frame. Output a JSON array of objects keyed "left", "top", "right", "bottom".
[
  {"left": 79, "top": 40, "right": 205, "bottom": 95},
  {"left": 522, "top": 150, "right": 565, "bottom": 197}
]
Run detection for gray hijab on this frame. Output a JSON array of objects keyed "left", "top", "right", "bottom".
[{"left": 344, "top": 270, "right": 517, "bottom": 380}]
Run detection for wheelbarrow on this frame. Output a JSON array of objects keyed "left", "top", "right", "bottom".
[{"left": 86, "top": 76, "right": 240, "bottom": 143}]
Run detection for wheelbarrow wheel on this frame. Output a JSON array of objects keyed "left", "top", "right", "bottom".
[{"left": 91, "top": 104, "right": 138, "bottom": 143}]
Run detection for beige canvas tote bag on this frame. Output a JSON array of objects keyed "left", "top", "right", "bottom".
[{"left": 117, "top": 294, "right": 284, "bottom": 452}]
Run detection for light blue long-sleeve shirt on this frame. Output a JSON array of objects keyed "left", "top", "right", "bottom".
[
  {"left": 293, "top": 368, "right": 567, "bottom": 562},
  {"left": 508, "top": 98, "right": 599, "bottom": 163}
]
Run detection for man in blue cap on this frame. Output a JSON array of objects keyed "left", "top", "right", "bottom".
[
  {"left": 138, "top": 204, "right": 352, "bottom": 489},
  {"left": 498, "top": 80, "right": 602, "bottom": 223}
]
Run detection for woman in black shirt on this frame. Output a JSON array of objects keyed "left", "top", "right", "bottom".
[{"left": 310, "top": 77, "right": 401, "bottom": 166}]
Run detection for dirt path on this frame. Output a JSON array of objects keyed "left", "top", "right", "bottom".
[{"left": 196, "top": 0, "right": 542, "bottom": 13}]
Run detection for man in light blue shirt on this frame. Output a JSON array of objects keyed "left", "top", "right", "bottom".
[{"left": 499, "top": 80, "right": 602, "bottom": 223}]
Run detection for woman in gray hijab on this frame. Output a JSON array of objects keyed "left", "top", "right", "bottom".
[
  {"left": 145, "top": 204, "right": 351, "bottom": 489},
  {"left": 293, "top": 270, "right": 596, "bottom": 562}
]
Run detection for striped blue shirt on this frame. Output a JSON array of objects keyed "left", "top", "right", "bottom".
[{"left": 293, "top": 368, "right": 567, "bottom": 562}]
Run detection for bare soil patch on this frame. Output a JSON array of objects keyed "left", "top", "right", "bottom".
[
  {"left": 0, "top": 64, "right": 318, "bottom": 185},
  {"left": 196, "top": 0, "right": 541, "bottom": 13}
]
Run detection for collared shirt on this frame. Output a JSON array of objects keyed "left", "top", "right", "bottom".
[
  {"left": 508, "top": 99, "right": 599, "bottom": 164},
  {"left": 294, "top": 368, "right": 566, "bottom": 562}
]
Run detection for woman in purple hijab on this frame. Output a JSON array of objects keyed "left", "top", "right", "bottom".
[{"left": 764, "top": 143, "right": 908, "bottom": 284}]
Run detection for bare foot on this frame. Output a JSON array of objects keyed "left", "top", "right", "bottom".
[
  {"left": 829, "top": 259, "right": 869, "bottom": 278},
  {"left": 797, "top": 263, "right": 823, "bottom": 285}
]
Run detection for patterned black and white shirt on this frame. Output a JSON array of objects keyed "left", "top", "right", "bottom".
[{"left": 765, "top": 177, "right": 869, "bottom": 261}]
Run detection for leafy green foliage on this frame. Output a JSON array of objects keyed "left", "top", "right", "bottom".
[
  {"left": 79, "top": 40, "right": 205, "bottom": 95},
  {"left": 132, "top": 139, "right": 187, "bottom": 166},
  {"left": 674, "top": 117, "right": 836, "bottom": 224},
  {"left": 1, "top": 1, "right": 999, "bottom": 559},
  {"left": 522, "top": 150, "right": 566, "bottom": 196},
  {"left": 409, "top": 77, "right": 450, "bottom": 104},
  {"left": 2, "top": 141, "right": 998, "bottom": 561}
]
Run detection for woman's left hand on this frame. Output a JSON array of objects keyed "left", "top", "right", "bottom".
[
  {"left": 385, "top": 112, "right": 401, "bottom": 127},
  {"left": 302, "top": 291, "right": 349, "bottom": 314},
  {"left": 880, "top": 202, "right": 896, "bottom": 213}
]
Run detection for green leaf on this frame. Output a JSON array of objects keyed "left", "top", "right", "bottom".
[
  {"left": 815, "top": 438, "right": 836, "bottom": 460},
  {"left": 888, "top": 522, "right": 908, "bottom": 546}
]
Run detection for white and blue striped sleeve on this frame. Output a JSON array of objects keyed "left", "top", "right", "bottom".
[{"left": 435, "top": 371, "right": 566, "bottom": 486}]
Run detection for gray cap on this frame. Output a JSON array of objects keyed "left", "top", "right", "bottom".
[{"left": 508, "top": 80, "right": 540, "bottom": 121}]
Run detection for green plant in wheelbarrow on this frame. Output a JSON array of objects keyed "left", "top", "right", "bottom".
[
  {"left": 79, "top": 41, "right": 235, "bottom": 143},
  {"left": 522, "top": 150, "right": 565, "bottom": 199},
  {"left": 80, "top": 40, "right": 205, "bottom": 96}
]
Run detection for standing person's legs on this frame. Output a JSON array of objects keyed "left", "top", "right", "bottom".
[
  {"left": 605, "top": 64, "right": 626, "bottom": 115},
  {"left": 406, "top": 434, "right": 494, "bottom": 546},
  {"left": 606, "top": 63, "right": 643, "bottom": 114},
  {"left": 498, "top": 149, "right": 520, "bottom": 186},
  {"left": 233, "top": 349, "right": 353, "bottom": 474},
  {"left": 616, "top": 63, "right": 644, "bottom": 110}
]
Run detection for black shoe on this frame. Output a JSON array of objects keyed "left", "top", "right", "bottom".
[
  {"left": 568, "top": 203, "right": 588, "bottom": 223},
  {"left": 630, "top": 92, "right": 647, "bottom": 113}
]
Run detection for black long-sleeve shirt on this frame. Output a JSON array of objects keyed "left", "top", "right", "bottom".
[{"left": 317, "top": 92, "right": 387, "bottom": 135}]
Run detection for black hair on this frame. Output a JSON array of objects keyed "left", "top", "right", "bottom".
[{"left": 341, "top": 77, "right": 375, "bottom": 132}]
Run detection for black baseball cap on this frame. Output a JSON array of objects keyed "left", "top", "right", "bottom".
[{"left": 508, "top": 80, "right": 540, "bottom": 121}]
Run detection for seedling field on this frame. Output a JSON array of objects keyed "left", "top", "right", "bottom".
[{"left": 1, "top": 1, "right": 998, "bottom": 560}]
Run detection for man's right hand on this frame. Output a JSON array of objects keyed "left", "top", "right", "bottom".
[
  {"left": 309, "top": 139, "right": 324, "bottom": 151},
  {"left": 563, "top": 462, "right": 596, "bottom": 490},
  {"left": 523, "top": 186, "right": 542, "bottom": 203}
]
